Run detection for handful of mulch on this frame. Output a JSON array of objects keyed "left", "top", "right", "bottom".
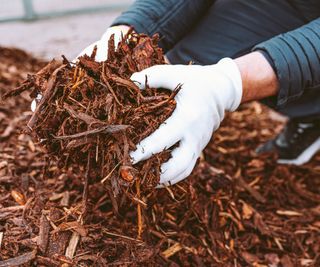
[{"left": 4, "top": 32, "right": 178, "bottom": 196}]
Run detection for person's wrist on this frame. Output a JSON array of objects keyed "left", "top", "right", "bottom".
[
  {"left": 212, "top": 58, "right": 243, "bottom": 112},
  {"left": 234, "top": 52, "right": 279, "bottom": 103}
]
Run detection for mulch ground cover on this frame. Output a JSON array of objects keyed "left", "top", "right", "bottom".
[{"left": 0, "top": 39, "right": 319, "bottom": 267}]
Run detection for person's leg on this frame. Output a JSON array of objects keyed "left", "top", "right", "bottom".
[{"left": 166, "top": 0, "right": 320, "bottom": 164}]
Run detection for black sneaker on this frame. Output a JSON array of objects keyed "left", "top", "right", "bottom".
[{"left": 256, "top": 119, "right": 320, "bottom": 165}]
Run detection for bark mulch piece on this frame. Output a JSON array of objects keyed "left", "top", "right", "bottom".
[{"left": 0, "top": 41, "right": 319, "bottom": 266}]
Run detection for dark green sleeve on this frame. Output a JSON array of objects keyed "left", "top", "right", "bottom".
[
  {"left": 111, "top": 0, "right": 214, "bottom": 52},
  {"left": 253, "top": 18, "right": 320, "bottom": 107}
]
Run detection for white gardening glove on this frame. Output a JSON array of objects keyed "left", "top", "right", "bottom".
[
  {"left": 75, "top": 25, "right": 130, "bottom": 62},
  {"left": 130, "top": 58, "right": 243, "bottom": 187},
  {"left": 31, "top": 25, "right": 131, "bottom": 112}
]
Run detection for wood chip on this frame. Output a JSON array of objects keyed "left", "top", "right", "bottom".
[
  {"left": 57, "top": 221, "right": 87, "bottom": 237},
  {"left": 0, "top": 205, "right": 24, "bottom": 213},
  {"left": 0, "top": 250, "right": 36, "bottom": 267},
  {"left": 276, "top": 210, "right": 303, "bottom": 217},
  {"left": 65, "top": 232, "right": 80, "bottom": 260},
  {"left": 0, "top": 232, "right": 3, "bottom": 249},
  {"left": 37, "top": 213, "right": 50, "bottom": 253},
  {"left": 236, "top": 175, "right": 266, "bottom": 203},
  {"left": 162, "top": 243, "right": 183, "bottom": 258},
  {"left": 10, "top": 190, "right": 26, "bottom": 205}
]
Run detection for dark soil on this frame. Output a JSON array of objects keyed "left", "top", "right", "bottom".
[{"left": 0, "top": 43, "right": 319, "bottom": 267}]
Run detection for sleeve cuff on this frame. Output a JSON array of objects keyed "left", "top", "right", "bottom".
[
  {"left": 253, "top": 39, "right": 303, "bottom": 108},
  {"left": 252, "top": 18, "right": 320, "bottom": 108},
  {"left": 111, "top": 14, "right": 154, "bottom": 36}
]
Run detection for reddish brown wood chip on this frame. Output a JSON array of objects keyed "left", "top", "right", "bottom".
[{"left": 0, "top": 250, "right": 36, "bottom": 267}]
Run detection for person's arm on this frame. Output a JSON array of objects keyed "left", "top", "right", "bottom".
[
  {"left": 252, "top": 17, "right": 320, "bottom": 107},
  {"left": 218, "top": 18, "right": 320, "bottom": 106},
  {"left": 235, "top": 52, "right": 279, "bottom": 103},
  {"left": 235, "top": 17, "right": 320, "bottom": 106},
  {"left": 111, "top": 0, "right": 214, "bottom": 52}
]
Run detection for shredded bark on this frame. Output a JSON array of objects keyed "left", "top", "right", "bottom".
[
  {"left": 0, "top": 44, "right": 319, "bottom": 266},
  {"left": 4, "top": 32, "right": 176, "bottom": 198},
  {"left": 0, "top": 250, "right": 36, "bottom": 267}
]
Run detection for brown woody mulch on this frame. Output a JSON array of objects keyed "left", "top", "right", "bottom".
[{"left": 0, "top": 40, "right": 319, "bottom": 266}]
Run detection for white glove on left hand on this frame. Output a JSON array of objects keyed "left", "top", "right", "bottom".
[
  {"left": 130, "top": 58, "right": 243, "bottom": 186},
  {"left": 75, "top": 25, "right": 130, "bottom": 62}
]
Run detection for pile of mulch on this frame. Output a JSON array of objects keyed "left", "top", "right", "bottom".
[
  {"left": 0, "top": 44, "right": 319, "bottom": 267},
  {"left": 5, "top": 32, "right": 177, "bottom": 198}
]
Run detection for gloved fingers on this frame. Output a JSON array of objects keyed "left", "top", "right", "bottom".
[
  {"left": 158, "top": 139, "right": 195, "bottom": 185},
  {"left": 130, "top": 109, "right": 184, "bottom": 164},
  {"left": 167, "top": 155, "right": 197, "bottom": 186},
  {"left": 73, "top": 41, "right": 100, "bottom": 63},
  {"left": 94, "top": 45, "right": 109, "bottom": 62},
  {"left": 102, "top": 33, "right": 122, "bottom": 49},
  {"left": 101, "top": 26, "right": 128, "bottom": 47},
  {"left": 130, "top": 65, "right": 181, "bottom": 91}
]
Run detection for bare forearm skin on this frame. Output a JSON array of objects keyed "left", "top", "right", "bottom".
[{"left": 235, "top": 52, "right": 279, "bottom": 103}]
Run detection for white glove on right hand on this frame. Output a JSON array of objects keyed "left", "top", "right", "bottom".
[{"left": 130, "top": 58, "right": 243, "bottom": 186}]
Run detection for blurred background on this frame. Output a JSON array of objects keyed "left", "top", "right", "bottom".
[{"left": 0, "top": 0, "right": 133, "bottom": 60}]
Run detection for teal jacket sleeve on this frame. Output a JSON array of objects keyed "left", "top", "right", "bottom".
[
  {"left": 111, "top": 0, "right": 214, "bottom": 52},
  {"left": 253, "top": 18, "right": 320, "bottom": 107}
]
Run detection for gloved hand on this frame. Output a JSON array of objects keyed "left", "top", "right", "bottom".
[
  {"left": 31, "top": 25, "right": 131, "bottom": 112},
  {"left": 75, "top": 25, "right": 131, "bottom": 62},
  {"left": 130, "top": 58, "right": 243, "bottom": 186}
]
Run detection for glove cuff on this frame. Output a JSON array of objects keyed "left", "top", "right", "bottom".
[{"left": 216, "top": 58, "right": 243, "bottom": 112}]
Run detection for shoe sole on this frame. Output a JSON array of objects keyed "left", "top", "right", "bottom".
[{"left": 278, "top": 137, "right": 320, "bottom": 165}]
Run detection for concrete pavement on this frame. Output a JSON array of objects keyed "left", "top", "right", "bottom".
[{"left": 0, "top": 0, "right": 133, "bottom": 60}]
